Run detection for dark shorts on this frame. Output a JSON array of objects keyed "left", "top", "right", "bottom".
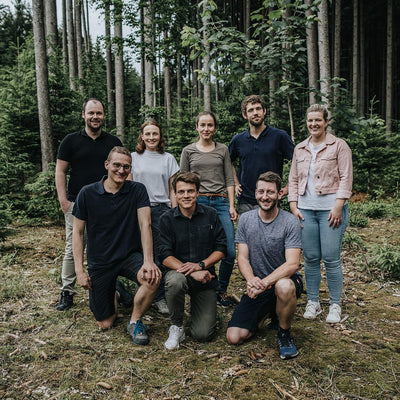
[
  {"left": 227, "top": 274, "right": 303, "bottom": 333},
  {"left": 88, "top": 252, "right": 143, "bottom": 321}
]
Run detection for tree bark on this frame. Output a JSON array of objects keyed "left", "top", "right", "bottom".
[
  {"left": 305, "top": 0, "right": 318, "bottom": 105},
  {"left": 176, "top": 53, "right": 182, "bottom": 113},
  {"left": 333, "top": 0, "right": 341, "bottom": 104},
  {"left": 164, "top": 31, "right": 171, "bottom": 121},
  {"left": 143, "top": 3, "right": 154, "bottom": 107},
  {"left": 202, "top": 1, "right": 211, "bottom": 112},
  {"left": 75, "top": 0, "right": 84, "bottom": 90},
  {"left": 359, "top": 0, "right": 365, "bottom": 114},
  {"left": 105, "top": 1, "right": 114, "bottom": 125},
  {"left": 67, "top": 0, "right": 76, "bottom": 91},
  {"left": 317, "top": 0, "right": 331, "bottom": 106},
  {"left": 385, "top": 0, "right": 393, "bottom": 135},
  {"left": 114, "top": 0, "right": 125, "bottom": 141},
  {"left": 32, "top": 0, "right": 54, "bottom": 171},
  {"left": 62, "top": 0, "right": 68, "bottom": 70},
  {"left": 81, "top": 0, "right": 90, "bottom": 54},
  {"left": 352, "top": 0, "right": 359, "bottom": 110},
  {"left": 43, "top": 0, "right": 58, "bottom": 55}
]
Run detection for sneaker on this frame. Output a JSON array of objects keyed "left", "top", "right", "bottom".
[
  {"left": 217, "top": 292, "right": 233, "bottom": 307},
  {"left": 56, "top": 291, "right": 73, "bottom": 311},
  {"left": 277, "top": 329, "right": 298, "bottom": 360},
  {"left": 164, "top": 325, "right": 185, "bottom": 350},
  {"left": 126, "top": 318, "right": 149, "bottom": 345},
  {"left": 153, "top": 298, "right": 169, "bottom": 314},
  {"left": 326, "top": 304, "right": 341, "bottom": 324},
  {"left": 303, "top": 300, "right": 322, "bottom": 319},
  {"left": 116, "top": 280, "right": 133, "bottom": 307}
]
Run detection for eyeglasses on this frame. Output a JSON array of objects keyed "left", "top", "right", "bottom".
[{"left": 110, "top": 162, "right": 131, "bottom": 171}]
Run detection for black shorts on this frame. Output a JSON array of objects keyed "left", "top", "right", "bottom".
[
  {"left": 88, "top": 252, "right": 143, "bottom": 321},
  {"left": 227, "top": 274, "right": 303, "bottom": 333}
]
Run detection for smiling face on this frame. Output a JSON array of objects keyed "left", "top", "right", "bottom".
[
  {"left": 196, "top": 114, "right": 216, "bottom": 142},
  {"left": 175, "top": 181, "right": 199, "bottom": 213},
  {"left": 255, "top": 180, "right": 282, "bottom": 213},
  {"left": 307, "top": 111, "right": 329, "bottom": 143},
  {"left": 243, "top": 102, "right": 266, "bottom": 127},
  {"left": 141, "top": 124, "right": 161, "bottom": 151},
  {"left": 105, "top": 151, "right": 132, "bottom": 187},
  {"left": 82, "top": 100, "right": 104, "bottom": 133}
]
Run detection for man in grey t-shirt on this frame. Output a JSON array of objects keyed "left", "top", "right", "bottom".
[{"left": 226, "top": 172, "right": 303, "bottom": 360}]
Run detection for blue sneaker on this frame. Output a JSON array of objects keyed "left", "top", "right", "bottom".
[
  {"left": 126, "top": 318, "right": 149, "bottom": 345},
  {"left": 277, "top": 329, "right": 298, "bottom": 360}
]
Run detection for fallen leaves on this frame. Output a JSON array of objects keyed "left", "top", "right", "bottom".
[{"left": 97, "top": 381, "right": 113, "bottom": 390}]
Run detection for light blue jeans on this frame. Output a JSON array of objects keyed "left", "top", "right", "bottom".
[
  {"left": 196, "top": 195, "right": 236, "bottom": 293},
  {"left": 300, "top": 205, "right": 349, "bottom": 305}
]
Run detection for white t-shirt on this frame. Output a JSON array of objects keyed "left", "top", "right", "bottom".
[{"left": 131, "top": 150, "right": 179, "bottom": 206}]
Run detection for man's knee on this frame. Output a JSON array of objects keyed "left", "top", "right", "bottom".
[
  {"left": 165, "top": 271, "right": 187, "bottom": 293},
  {"left": 97, "top": 315, "right": 116, "bottom": 331},
  {"left": 191, "top": 324, "right": 215, "bottom": 342},
  {"left": 226, "top": 327, "right": 250, "bottom": 345},
  {"left": 275, "top": 278, "right": 296, "bottom": 300}
]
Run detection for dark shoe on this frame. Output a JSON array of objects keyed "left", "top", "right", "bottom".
[
  {"left": 126, "top": 318, "right": 149, "bottom": 345},
  {"left": 56, "top": 291, "right": 73, "bottom": 311},
  {"left": 277, "top": 329, "right": 298, "bottom": 360},
  {"left": 217, "top": 292, "right": 233, "bottom": 307},
  {"left": 153, "top": 298, "right": 169, "bottom": 314},
  {"left": 116, "top": 280, "right": 133, "bottom": 307}
]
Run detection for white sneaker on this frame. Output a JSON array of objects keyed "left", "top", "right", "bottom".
[
  {"left": 164, "top": 325, "right": 185, "bottom": 350},
  {"left": 154, "top": 299, "right": 169, "bottom": 314},
  {"left": 303, "top": 300, "right": 322, "bottom": 319},
  {"left": 326, "top": 304, "right": 341, "bottom": 323}
]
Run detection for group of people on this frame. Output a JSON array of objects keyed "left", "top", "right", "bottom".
[{"left": 55, "top": 95, "right": 353, "bottom": 360}]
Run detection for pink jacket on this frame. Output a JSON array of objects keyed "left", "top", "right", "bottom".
[{"left": 288, "top": 133, "right": 353, "bottom": 202}]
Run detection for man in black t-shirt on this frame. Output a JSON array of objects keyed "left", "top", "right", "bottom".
[{"left": 55, "top": 98, "right": 122, "bottom": 311}]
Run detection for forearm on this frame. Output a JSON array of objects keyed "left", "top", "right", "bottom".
[
  {"left": 261, "top": 261, "right": 298, "bottom": 288},
  {"left": 140, "top": 224, "right": 154, "bottom": 263},
  {"left": 162, "top": 256, "right": 183, "bottom": 271},
  {"left": 72, "top": 228, "right": 85, "bottom": 273},
  {"left": 202, "top": 251, "right": 225, "bottom": 269},
  {"left": 227, "top": 186, "right": 235, "bottom": 208},
  {"left": 238, "top": 256, "right": 256, "bottom": 282}
]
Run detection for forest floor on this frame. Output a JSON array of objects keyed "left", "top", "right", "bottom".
[{"left": 0, "top": 213, "right": 399, "bottom": 400}]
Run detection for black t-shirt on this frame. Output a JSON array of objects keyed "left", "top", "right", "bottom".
[{"left": 57, "top": 129, "right": 122, "bottom": 201}]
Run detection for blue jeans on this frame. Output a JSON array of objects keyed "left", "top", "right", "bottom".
[
  {"left": 197, "top": 195, "right": 236, "bottom": 293},
  {"left": 300, "top": 205, "right": 349, "bottom": 305}
]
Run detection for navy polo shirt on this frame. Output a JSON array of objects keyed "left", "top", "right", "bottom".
[
  {"left": 229, "top": 126, "right": 294, "bottom": 205},
  {"left": 57, "top": 129, "right": 122, "bottom": 201},
  {"left": 73, "top": 178, "right": 150, "bottom": 268}
]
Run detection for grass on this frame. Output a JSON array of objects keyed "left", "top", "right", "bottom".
[{"left": 0, "top": 217, "right": 400, "bottom": 400}]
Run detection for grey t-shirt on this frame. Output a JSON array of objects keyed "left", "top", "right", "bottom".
[{"left": 235, "top": 208, "right": 302, "bottom": 278}]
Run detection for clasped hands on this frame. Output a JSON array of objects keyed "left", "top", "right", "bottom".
[
  {"left": 246, "top": 276, "right": 271, "bottom": 299},
  {"left": 178, "top": 262, "right": 215, "bottom": 284}
]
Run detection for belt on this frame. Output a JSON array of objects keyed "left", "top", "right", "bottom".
[{"left": 199, "top": 193, "right": 228, "bottom": 198}]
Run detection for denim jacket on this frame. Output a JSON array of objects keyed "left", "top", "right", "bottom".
[{"left": 288, "top": 133, "right": 353, "bottom": 202}]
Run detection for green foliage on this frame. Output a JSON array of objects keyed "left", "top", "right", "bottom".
[
  {"left": 342, "top": 230, "right": 366, "bottom": 250},
  {"left": 21, "top": 163, "right": 63, "bottom": 224},
  {"left": 368, "top": 244, "right": 400, "bottom": 278},
  {"left": 362, "top": 202, "right": 388, "bottom": 219}
]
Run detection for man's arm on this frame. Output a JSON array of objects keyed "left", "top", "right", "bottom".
[
  {"left": 232, "top": 165, "right": 242, "bottom": 197},
  {"left": 55, "top": 159, "right": 71, "bottom": 213},
  {"left": 237, "top": 243, "right": 265, "bottom": 292},
  {"left": 137, "top": 206, "right": 161, "bottom": 285},
  {"left": 72, "top": 216, "right": 91, "bottom": 289}
]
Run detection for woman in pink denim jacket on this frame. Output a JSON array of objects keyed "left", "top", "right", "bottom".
[{"left": 288, "top": 104, "right": 353, "bottom": 324}]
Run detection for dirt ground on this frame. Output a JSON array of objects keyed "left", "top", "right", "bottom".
[{"left": 0, "top": 216, "right": 399, "bottom": 400}]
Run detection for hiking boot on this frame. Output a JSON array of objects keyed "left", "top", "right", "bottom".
[
  {"left": 153, "top": 298, "right": 169, "bottom": 314},
  {"left": 217, "top": 292, "right": 233, "bottom": 307},
  {"left": 277, "top": 329, "right": 298, "bottom": 360},
  {"left": 116, "top": 280, "right": 133, "bottom": 307},
  {"left": 56, "top": 291, "right": 73, "bottom": 311},
  {"left": 126, "top": 318, "right": 149, "bottom": 345},
  {"left": 303, "top": 300, "right": 322, "bottom": 319},
  {"left": 164, "top": 325, "right": 185, "bottom": 350},
  {"left": 326, "top": 304, "right": 341, "bottom": 324}
]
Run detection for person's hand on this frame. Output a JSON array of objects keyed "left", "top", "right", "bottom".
[
  {"left": 229, "top": 206, "right": 238, "bottom": 221},
  {"left": 139, "top": 262, "right": 161, "bottom": 285},
  {"left": 77, "top": 270, "right": 91, "bottom": 290},
  {"left": 246, "top": 276, "right": 266, "bottom": 291},
  {"left": 246, "top": 285, "right": 264, "bottom": 299},
  {"left": 290, "top": 204, "right": 304, "bottom": 227},
  {"left": 235, "top": 184, "right": 242, "bottom": 197},
  {"left": 328, "top": 205, "right": 343, "bottom": 228},
  {"left": 60, "top": 199, "right": 72, "bottom": 214},
  {"left": 178, "top": 262, "right": 202, "bottom": 276},
  {"left": 190, "top": 270, "right": 215, "bottom": 284},
  {"left": 281, "top": 186, "right": 289, "bottom": 196}
]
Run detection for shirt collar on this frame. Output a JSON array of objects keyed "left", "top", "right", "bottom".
[
  {"left": 173, "top": 203, "right": 205, "bottom": 218},
  {"left": 245, "top": 125, "right": 269, "bottom": 139},
  {"left": 94, "top": 176, "right": 131, "bottom": 195}
]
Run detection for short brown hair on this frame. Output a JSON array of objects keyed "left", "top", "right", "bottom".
[
  {"left": 82, "top": 98, "right": 105, "bottom": 113},
  {"left": 107, "top": 146, "right": 131, "bottom": 162},
  {"left": 256, "top": 171, "right": 282, "bottom": 192},
  {"left": 241, "top": 95, "right": 266, "bottom": 115},
  {"left": 135, "top": 119, "right": 165, "bottom": 154},
  {"left": 172, "top": 172, "right": 200, "bottom": 192},
  {"left": 306, "top": 104, "right": 329, "bottom": 121}
]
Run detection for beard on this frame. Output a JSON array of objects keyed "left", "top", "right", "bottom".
[
  {"left": 249, "top": 116, "right": 265, "bottom": 128},
  {"left": 258, "top": 198, "right": 278, "bottom": 212}
]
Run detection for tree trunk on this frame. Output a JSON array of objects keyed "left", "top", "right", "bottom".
[
  {"left": 317, "top": 0, "right": 331, "bottom": 106},
  {"left": 62, "top": 0, "right": 68, "bottom": 70},
  {"left": 32, "top": 0, "right": 54, "bottom": 171},
  {"left": 143, "top": 3, "right": 154, "bottom": 107},
  {"left": 359, "top": 0, "right": 365, "bottom": 114},
  {"left": 75, "top": 0, "right": 84, "bottom": 90},
  {"left": 202, "top": 2, "right": 211, "bottom": 112},
  {"left": 114, "top": 0, "right": 125, "bottom": 141},
  {"left": 244, "top": 0, "right": 250, "bottom": 70},
  {"left": 385, "top": 0, "right": 393, "bottom": 135},
  {"left": 352, "top": 0, "right": 359, "bottom": 110},
  {"left": 305, "top": 0, "right": 318, "bottom": 105},
  {"left": 164, "top": 31, "right": 171, "bottom": 121},
  {"left": 81, "top": 0, "right": 90, "bottom": 54},
  {"left": 333, "top": 0, "right": 341, "bottom": 104},
  {"left": 176, "top": 53, "right": 182, "bottom": 113},
  {"left": 43, "top": 0, "right": 58, "bottom": 55},
  {"left": 105, "top": 2, "right": 114, "bottom": 125},
  {"left": 67, "top": 0, "right": 76, "bottom": 91}
]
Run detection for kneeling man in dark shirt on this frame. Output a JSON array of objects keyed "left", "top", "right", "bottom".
[
  {"left": 159, "top": 172, "right": 227, "bottom": 349},
  {"left": 72, "top": 146, "right": 161, "bottom": 345}
]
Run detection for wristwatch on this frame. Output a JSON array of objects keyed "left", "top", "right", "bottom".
[{"left": 198, "top": 261, "right": 206, "bottom": 270}]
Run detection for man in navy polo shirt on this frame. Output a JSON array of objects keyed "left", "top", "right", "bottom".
[
  {"left": 72, "top": 146, "right": 161, "bottom": 345},
  {"left": 55, "top": 98, "right": 122, "bottom": 311},
  {"left": 229, "top": 95, "right": 294, "bottom": 214}
]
